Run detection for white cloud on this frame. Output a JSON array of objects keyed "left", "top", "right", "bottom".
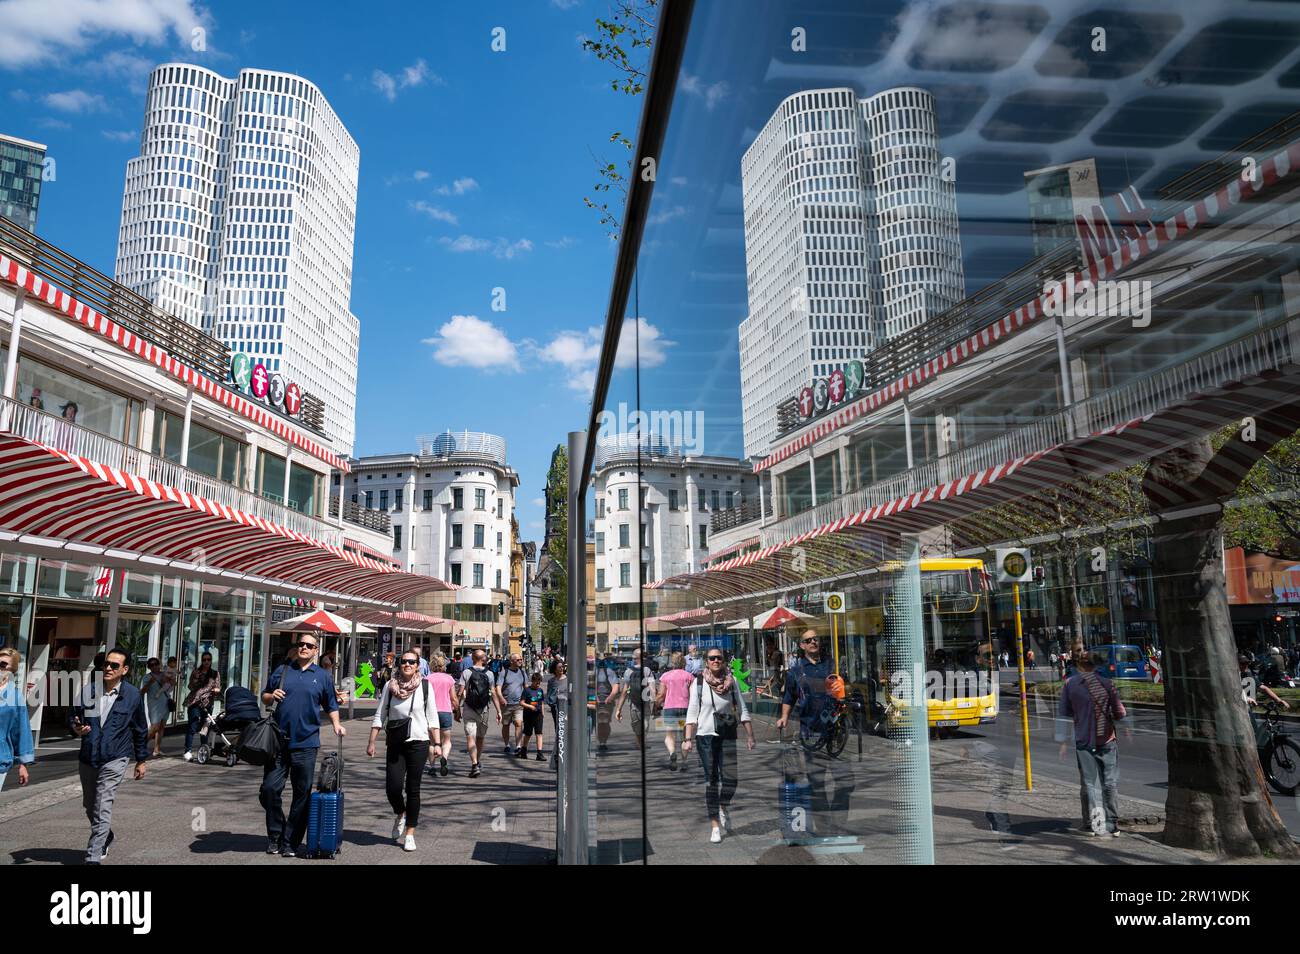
[
  {"left": 438, "top": 235, "right": 533, "bottom": 259},
  {"left": 101, "top": 129, "right": 137, "bottom": 142},
  {"left": 37, "top": 117, "right": 71, "bottom": 130},
  {"left": 434, "top": 176, "right": 479, "bottom": 196},
  {"left": 551, "top": 0, "right": 581, "bottom": 8},
  {"left": 545, "top": 236, "right": 578, "bottom": 249},
  {"left": 648, "top": 204, "right": 688, "bottom": 226},
  {"left": 669, "top": 176, "right": 688, "bottom": 186},
  {"left": 0, "top": 0, "right": 205, "bottom": 70},
  {"left": 678, "top": 73, "right": 729, "bottom": 111},
  {"left": 372, "top": 58, "right": 442, "bottom": 101},
  {"left": 409, "top": 200, "right": 457, "bottom": 226},
  {"left": 538, "top": 318, "right": 672, "bottom": 393},
  {"left": 44, "top": 89, "right": 108, "bottom": 112},
  {"left": 412, "top": 170, "right": 430, "bottom": 181},
  {"left": 421, "top": 315, "right": 520, "bottom": 371},
  {"left": 531, "top": 497, "right": 545, "bottom": 507}
]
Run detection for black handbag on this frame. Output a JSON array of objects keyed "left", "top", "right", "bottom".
[
  {"left": 384, "top": 680, "right": 428, "bottom": 747},
  {"left": 236, "top": 667, "right": 286, "bottom": 767}
]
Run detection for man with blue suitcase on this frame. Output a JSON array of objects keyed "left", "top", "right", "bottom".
[{"left": 260, "top": 635, "right": 346, "bottom": 858}]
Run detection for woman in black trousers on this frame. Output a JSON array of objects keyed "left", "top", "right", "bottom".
[{"left": 367, "top": 652, "right": 442, "bottom": 852}]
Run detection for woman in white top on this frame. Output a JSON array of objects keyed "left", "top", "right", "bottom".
[
  {"left": 367, "top": 651, "right": 442, "bottom": 852},
  {"left": 683, "top": 649, "right": 755, "bottom": 844}
]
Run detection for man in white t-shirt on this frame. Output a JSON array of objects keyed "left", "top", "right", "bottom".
[
  {"left": 616, "top": 649, "right": 657, "bottom": 751},
  {"left": 457, "top": 649, "right": 502, "bottom": 778}
]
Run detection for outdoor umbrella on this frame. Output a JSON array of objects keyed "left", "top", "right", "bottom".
[
  {"left": 727, "top": 605, "right": 818, "bottom": 630},
  {"left": 272, "top": 608, "right": 376, "bottom": 635}
]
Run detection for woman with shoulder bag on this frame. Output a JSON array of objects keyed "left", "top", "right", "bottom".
[
  {"left": 683, "top": 649, "right": 755, "bottom": 844},
  {"left": 367, "top": 651, "right": 442, "bottom": 852}
]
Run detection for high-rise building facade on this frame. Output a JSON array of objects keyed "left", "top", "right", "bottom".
[
  {"left": 738, "top": 86, "right": 964, "bottom": 458},
  {"left": 0, "top": 133, "right": 47, "bottom": 233},
  {"left": 115, "top": 63, "right": 360, "bottom": 454}
]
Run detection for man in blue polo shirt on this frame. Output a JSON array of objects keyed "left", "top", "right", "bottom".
[{"left": 260, "top": 634, "right": 345, "bottom": 857}]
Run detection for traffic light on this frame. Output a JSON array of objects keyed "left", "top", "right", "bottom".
[{"left": 1034, "top": 565, "right": 1046, "bottom": 587}]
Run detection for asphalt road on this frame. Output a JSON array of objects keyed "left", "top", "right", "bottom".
[{"left": 959, "top": 687, "right": 1300, "bottom": 839}]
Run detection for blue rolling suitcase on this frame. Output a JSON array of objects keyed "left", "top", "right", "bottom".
[{"left": 305, "top": 737, "right": 345, "bottom": 859}]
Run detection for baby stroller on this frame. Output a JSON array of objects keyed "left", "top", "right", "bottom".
[{"left": 194, "top": 685, "right": 262, "bottom": 766}]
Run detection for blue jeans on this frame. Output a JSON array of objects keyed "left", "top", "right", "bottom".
[
  {"left": 184, "top": 705, "right": 205, "bottom": 752},
  {"left": 696, "top": 734, "right": 738, "bottom": 822},
  {"left": 260, "top": 747, "right": 317, "bottom": 849},
  {"left": 1075, "top": 741, "right": 1120, "bottom": 833}
]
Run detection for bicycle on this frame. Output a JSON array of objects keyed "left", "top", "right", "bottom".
[
  {"left": 799, "top": 695, "right": 863, "bottom": 759},
  {"left": 1259, "top": 702, "right": 1300, "bottom": 796}
]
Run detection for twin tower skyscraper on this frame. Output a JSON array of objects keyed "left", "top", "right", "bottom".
[
  {"left": 114, "top": 64, "right": 360, "bottom": 455},
  {"left": 739, "top": 87, "right": 965, "bottom": 458}
]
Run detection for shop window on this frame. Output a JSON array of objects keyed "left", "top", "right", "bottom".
[{"left": 15, "top": 355, "right": 130, "bottom": 444}]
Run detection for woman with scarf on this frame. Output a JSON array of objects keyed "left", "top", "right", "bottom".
[
  {"left": 682, "top": 649, "right": 755, "bottom": 844},
  {"left": 367, "top": 650, "right": 442, "bottom": 852}
]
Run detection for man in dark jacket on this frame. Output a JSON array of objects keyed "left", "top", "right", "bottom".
[{"left": 70, "top": 647, "right": 149, "bottom": 865}]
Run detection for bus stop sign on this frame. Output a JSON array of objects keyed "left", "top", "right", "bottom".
[
  {"left": 824, "top": 592, "right": 846, "bottom": 614},
  {"left": 997, "top": 548, "right": 1032, "bottom": 584}
]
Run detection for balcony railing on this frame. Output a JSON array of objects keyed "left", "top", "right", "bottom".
[
  {"left": 761, "top": 319, "right": 1300, "bottom": 545},
  {"left": 328, "top": 497, "right": 392, "bottom": 533},
  {"left": 710, "top": 500, "right": 762, "bottom": 533},
  {"left": 1, "top": 396, "right": 346, "bottom": 547}
]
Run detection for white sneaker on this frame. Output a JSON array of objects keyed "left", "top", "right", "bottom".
[
  {"left": 1111, "top": 830, "right": 1121, "bottom": 838},
  {"left": 403, "top": 833, "right": 417, "bottom": 852},
  {"left": 392, "top": 815, "right": 406, "bottom": 842},
  {"left": 718, "top": 807, "right": 728, "bottom": 830},
  {"left": 709, "top": 826, "right": 722, "bottom": 844},
  {"left": 183, "top": 751, "right": 193, "bottom": 762}
]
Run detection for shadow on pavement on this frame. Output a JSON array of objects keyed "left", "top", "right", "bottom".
[{"left": 10, "top": 847, "right": 82, "bottom": 865}]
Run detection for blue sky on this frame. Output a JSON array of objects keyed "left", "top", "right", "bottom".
[{"left": 0, "top": 0, "right": 651, "bottom": 540}]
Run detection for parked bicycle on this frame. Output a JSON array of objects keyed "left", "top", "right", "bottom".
[
  {"left": 800, "top": 695, "right": 863, "bottom": 759},
  {"left": 1259, "top": 702, "right": 1300, "bottom": 796}
]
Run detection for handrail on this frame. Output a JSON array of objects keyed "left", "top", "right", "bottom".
[
  {"left": 760, "top": 320, "right": 1299, "bottom": 544},
  {"left": 0, "top": 396, "right": 345, "bottom": 547}
]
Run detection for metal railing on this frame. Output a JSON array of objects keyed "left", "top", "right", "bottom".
[
  {"left": 1, "top": 396, "right": 346, "bottom": 547},
  {"left": 0, "top": 215, "right": 229, "bottom": 381},
  {"left": 761, "top": 320, "right": 1300, "bottom": 544},
  {"left": 710, "top": 500, "right": 762, "bottom": 533},
  {"left": 328, "top": 497, "right": 392, "bottom": 533}
]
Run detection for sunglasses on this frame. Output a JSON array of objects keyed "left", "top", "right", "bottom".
[
  {"left": 400, "top": 658, "right": 419, "bottom": 665},
  {"left": 801, "top": 638, "right": 819, "bottom": 645},
  {"left": 104, "top": 661, "right": 124, "bottom": 671},
  {"left": 707, "top": 655, "right": 725, "bottom": 662},
  {"left": 297, "top": 642, "right": 317, "bottom": 650}
]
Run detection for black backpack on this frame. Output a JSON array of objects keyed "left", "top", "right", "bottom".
[
  {"left": 317, "top": 746, "right": 342, "bottom": 793},
  {"left": 627, "top": 665, "right": 646, "bottom": 710},
  {"left": 465, "top": 668, "right": 493, "bottom": 711}
]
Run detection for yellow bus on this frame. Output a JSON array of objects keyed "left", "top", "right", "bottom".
[{"left": 835, "top": 558, "right": 998, "bottom": 731}]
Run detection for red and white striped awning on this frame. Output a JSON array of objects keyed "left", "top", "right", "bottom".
[
  {"left": 651, "top": 363, "right": 1300, "bottom": 602},
  {"left": 339, "top": 609, "right": 452, "bottom": 631},
  {"left": 0, "top": 434, "right": 454, "bottom": 605}
]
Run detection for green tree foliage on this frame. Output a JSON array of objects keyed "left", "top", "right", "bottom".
[
  {"left": 581, "top": 0, "right": 658, "bottom": 239},
  {"left": 540, "top": 445, "right": 569, "bottom": 647}
]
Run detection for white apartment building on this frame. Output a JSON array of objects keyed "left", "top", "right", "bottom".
[
  {"left": 738, "top": 86, "right": 964, "bottom": 458},
  {"left": 342, "top": 432, "right": 519, "bottom": 651},
  {"left": 115, "top": 63, "right": 361, "bottom": 454},
  {"left": 591, "top": 435, "right": 752, "bottom": 642}
]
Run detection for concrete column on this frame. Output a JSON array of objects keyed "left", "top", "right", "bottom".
[
  {"left": 903, "top": 399, "right": 915, "bottom": 470},
  {"left": 103, "top": 568, "right": 125, "bottom": 653},
  {"left": 178, "top": 387, "right": 195, "bottom": 467},
  {"left": 139, "top": 399, "right": 156, "bottom": 454},
  {"left": 2, "top": 288, "right": 24, "bottom": 401},
  {"left": 347, "top": 607, "right": 359, "bottom": 721},
  {"left": 281, "top": 447, "right": 293, "bottom": 505}
]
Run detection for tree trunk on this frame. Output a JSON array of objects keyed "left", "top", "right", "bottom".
[{"left": 1145, "top": 437, "right": 1298, "bottom": 858}]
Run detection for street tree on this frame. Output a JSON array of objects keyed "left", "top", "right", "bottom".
[{"left": 540, "top": 445, "right": 569, "bottom": 648}]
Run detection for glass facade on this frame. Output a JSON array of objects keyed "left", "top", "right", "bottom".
[
  {"left": 0, "top": 134, "right": 45, "bottom": 232},
  {"left": 575, "top": 0, "right": 1300, "bottom": 866}
]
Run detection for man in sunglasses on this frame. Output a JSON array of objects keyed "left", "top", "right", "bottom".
[
  {"left": 70, "top": 648, "right": 150, "bottom": 864},
  {"left": 259, "top": 635, "right": 346, "bottom": 857}
]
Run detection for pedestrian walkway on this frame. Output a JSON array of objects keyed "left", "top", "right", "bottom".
[{"left": 0, "top": 712, "right": 555, "bottom": 866}]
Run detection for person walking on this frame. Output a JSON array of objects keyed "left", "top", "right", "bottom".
[
  {"left": 260, "top": 633, "right": 346, "bottom": 858},
  {"left": 520, "top": 673, "right": 546, "bottom": 759},
  {"left": 1055, "top": 649, "right": 1127, "bottom": 836},
  {"left": 615, "top": 648, "right": 655, "bottom": 751},
  {"left": 182, "top": 652, "right": 221, "bottom": 761},
  {"left": 656, "top": 652, "right": 693, "bottom": 770},
  {"left": 457, "top": 649, "right": 501, "bottom": 778},
  {"left": 70, "top": 648, "right": 149, "bottom": 864},
  {"left": 545, "top": 660, "right": 567, "bottom": 728},
  {"left": 367, "top": 650, "right": 441, "bottom": 852},
  {"left": 141, "top": 658, "right": 171, "bottom": 758},
  {"left": 426, "top": 653, "right": 457, "bottom": 776},
  {"left": 0, "top": 648, "right": 34, "bottom": 792},
  {"left": 684, "top": 644, "right": 704, "bottom": 676},
  {"left": 499, "top": 654, "right": 529, "bottom": 756},
  {"left": 413, "top": 646, "right": 430, "bottom": 679},
  {"left": 682, "top": 649, "right": 754, "bottom": 843},
  {"left": 375, "top": 652, "right": 395, "bottom": 690}
]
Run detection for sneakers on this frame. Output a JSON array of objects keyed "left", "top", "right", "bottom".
[
  {"left": 439, "top": 756, "right": 449, "bottom": 776},
  {"left": 469, "top": 763, "right": 481, "bottom": 778},
  {"left": 392, "top": 814, "right": 406, "bottom": 842},
  {"left": 1111, "top": 830, "right": 1121, "bottom": 838},
  {"left": 266, "top": 839, "right": 281, "bottom": 855},
  {"left": 505, "top": 743, "right": 514, "bottom": 756},
  {"left": 668, "top": 751, "right": 678, "bottom": 771},
  {"left": 516, "top": 747, "right": 528, "bottom": 759},
  {"left": 183, "top": 751, "right": 193, "bottom": 762},
  {"left": 403, "top": 833, "right": 417, "bottom": 852},
  {"left": 709, "top": 827, "right": 722, "bottom": 844},
  {"left": 717, "top": 807, "right": 728, "bottom": 830},
  {"left": 102, "top": 830, "right": 115, "bottom": 859},
  {"left": 535, "top": 751, "right": 545, "bottom": 761},
  {"left": 280, "top": 846, "right": 298, "bottom": 859}
]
